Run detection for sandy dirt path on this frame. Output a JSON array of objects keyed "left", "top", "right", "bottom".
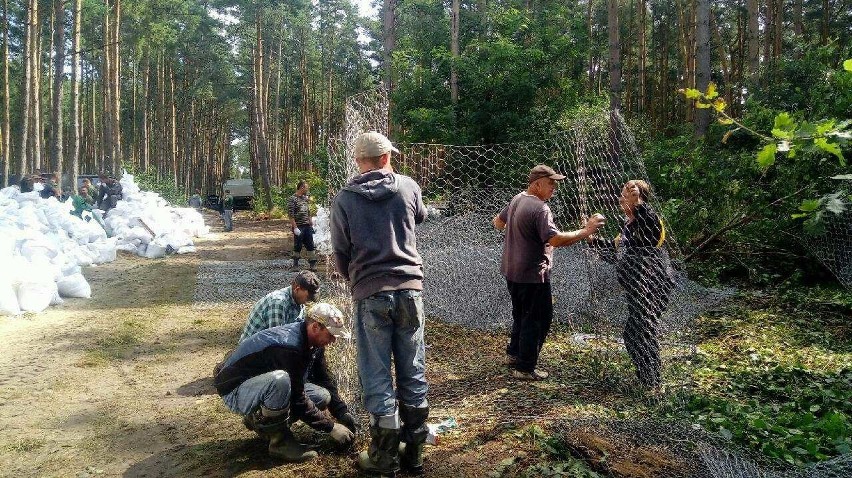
[{"left": 0, "top": 212, "right": 570, "bottom": 478}]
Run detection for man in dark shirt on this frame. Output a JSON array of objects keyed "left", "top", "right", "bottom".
[
  {"left": 493, "top": 165, "right": 605, "bottom": 381},
  {"left": 214, "top": 306, "right": 355, "bottom": 462},
  {"left": 288, "top": 180, "right": 316, "bottom": 270}
]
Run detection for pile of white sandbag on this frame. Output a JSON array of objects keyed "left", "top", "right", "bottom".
[
  {"left": 313, "top": 206, "right": 332, "bottom": 255},
  {"left": 0, "top": 187, "right": 110, "bottom": 315},
  {"left": 104, "top": 173, "right": 209, "bottom": 259},
  {"left": 1, "top": 173, "right": 209, "bottom": 316}
]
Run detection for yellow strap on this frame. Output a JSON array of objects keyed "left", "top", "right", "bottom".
[{"left": 657, "top": 218, "right": 666, "bottom": 248}]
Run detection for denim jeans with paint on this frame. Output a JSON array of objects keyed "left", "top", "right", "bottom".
[{"left": 355, "top": 289, "right": 428, "bottom": 417}]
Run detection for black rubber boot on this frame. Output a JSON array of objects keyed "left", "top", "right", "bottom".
[
  {"left": 268, "top": 426, "right": 318, "bottom": 462},
  {"left": 358, "top": 425, "right": 401, "bottom": 477},
  {"left": 243, "top": 407, "right": 317, "bottom": 462},
  {"left": 399, "top": 404, "right": 429, "bottom": 475}
]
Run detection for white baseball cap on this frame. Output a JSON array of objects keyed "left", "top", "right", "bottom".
[
  {"left": 307, "top": 303, "right": 350, "bottom": 339},
  {"left": 354, "top": 131, "right": 400, "bottom": 159}
]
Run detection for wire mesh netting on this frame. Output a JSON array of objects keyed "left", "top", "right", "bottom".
[
  {"left": 803, "top": 201, "right": 852, "bottom": 289},
  {"left": 327, "top": 89, "right": 735, "bottom": 391},
  {"left": 319, "top": 89, "right": 850, "bottom": 477}
]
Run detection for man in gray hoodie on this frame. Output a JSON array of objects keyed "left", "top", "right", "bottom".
[{"left": 331, "top": 131, "right": 429, "bottom": 477}]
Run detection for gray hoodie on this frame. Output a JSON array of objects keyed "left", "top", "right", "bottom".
[{"left": 330, "top": 169, "right": 427, "bottom": 300}]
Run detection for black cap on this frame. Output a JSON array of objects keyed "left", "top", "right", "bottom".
[{"left": 293, "top": 270, "right": 320, "bottom": 301}]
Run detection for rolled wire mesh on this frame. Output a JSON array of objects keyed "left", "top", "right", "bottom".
[{"left": 800, "top": 192, "right": 852, "bottom": 289}]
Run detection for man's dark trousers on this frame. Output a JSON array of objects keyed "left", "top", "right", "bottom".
[{"left": 506, "top": 281, "right": 553, "bottom": 373}]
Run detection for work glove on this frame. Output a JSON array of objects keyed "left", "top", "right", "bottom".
[
  {"left": 335, "top": 411, "right": 359, "bottom": 433},
  {"left": 330, "top": 423, "right": 355, "bottom": 445}
]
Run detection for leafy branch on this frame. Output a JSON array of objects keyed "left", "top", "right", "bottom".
[{"left": 679, "top": 60, "right": 852, "bottom": 233}]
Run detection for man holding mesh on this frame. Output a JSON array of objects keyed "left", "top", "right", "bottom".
[
  {"left": 331, "top": 131, "right": 430, "bottom": 477},
  {"left": 214, "top": 304, "right": 355, "bottom": 462},
  {"left": 493, "top": 165, "right": 605, "bottom": 380}
]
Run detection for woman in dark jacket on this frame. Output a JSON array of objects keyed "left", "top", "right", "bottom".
[{"left": 590, "top": 180, "right": 674, "bottom": 388}]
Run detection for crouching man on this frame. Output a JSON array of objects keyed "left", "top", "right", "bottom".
[{"left": 214, "top": 304, "right": 356, "bottom": 462}]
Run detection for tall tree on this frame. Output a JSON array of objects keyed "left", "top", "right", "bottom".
[
  {"left": 1, "top": 0, "right": 8, "bottom": 184},
  {"left": 51, "top": 0, "right": 65, "bottom": 183},
  {"left": 70, "top": 0, "right": 81, "bottom": 188},
  {"left": 607, "top": 0, "right": 622, "bottom": 111},
  {"left": 694, "top": 0, "right": 711, "bottom": 137},
  {"left": 747, "top": 0, "right": 759, "bottom": 77},
  {"left": 450, "top": 0, "right": 460, "bottom": 105}
]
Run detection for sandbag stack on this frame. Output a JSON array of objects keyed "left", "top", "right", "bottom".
[{"left": 0, "top": 173, "right": 209, "bottom": 316}]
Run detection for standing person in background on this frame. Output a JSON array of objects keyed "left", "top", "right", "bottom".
[
  {"left": 96, "top": 172, "right": 109, "bottom": 208},
  {"left": 588, "top": 180, "right": 673, "bottom": 389},
  {"left": 188, "top": 189, "right": 203, "bottom": 212},
  {"left": 222, "top": 189, "right": 234, "bottom": 232},
  {"left": 331, "top": 131, "right": 430, "bottom": 477},
  {"left": 288, "top": 180, "right": 316, "bottom": 271},
  {"left": 493, "top": 165, "right": 606, "bottom": 381}
]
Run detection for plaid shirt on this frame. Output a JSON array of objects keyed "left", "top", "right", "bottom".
[{"left": 239, "top": 287, "right": 305, "bottom": 342}]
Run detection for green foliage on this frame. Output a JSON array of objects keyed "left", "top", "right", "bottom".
[
  {"left": 124, "top": 165, "right": 187, "bottom": 206},
  {"left": 682, "top": 289, "right": 852, "bottom": 465}
]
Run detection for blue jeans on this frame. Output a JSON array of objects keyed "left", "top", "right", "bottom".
[
  {"left": 222, "top": 209, "right": 233, "bottom": 231},
  {"left": 223, "top": 370, "right": 291, "bottom": 414},
  {"left": 355, "top": 290, "right": 428, "bottom": 417},
  {"left": 222, "top": 370, "right": 330, "bottom": 415}
]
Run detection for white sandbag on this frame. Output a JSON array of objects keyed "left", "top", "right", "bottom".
[
  {"left": 17, "top": 279, "right": 57, "bottom": 313},
  {"left": 50, "top": 290, "right": 64, "bottom": 305},
  {"left": 0, "top": 282, "right": 20, "bottom": 316},
  {"left": 143, "top": 241, "right": 166, "bottom": 259},
  {"left": 176, "top": 245, "right": 196, "bottom": 254},
  {"left": 93, "top": 239, "right": 117, "bottom": 264},
  {"left": 116, "top": 243, "right": 137, "bottom": 253},
  {"left": 57, "top": 273, "right": 92, "bottom": 299}
]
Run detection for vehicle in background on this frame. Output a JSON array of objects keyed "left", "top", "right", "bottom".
[{"left": 221, "top": 178, "right": 254, "bottom": 210}]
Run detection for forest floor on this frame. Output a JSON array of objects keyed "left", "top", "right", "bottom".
[{"left": 0, "top": 213, "right": 850, "bottom": 478}]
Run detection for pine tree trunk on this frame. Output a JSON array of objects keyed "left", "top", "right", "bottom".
[
  {"left": 793, "top": 0, "right": 803, "bottom": 36},
  {"left": 70, "top": 0, "right": 81, "bottom": 189},
  {"left": 111, "top": 0, "right": 121, "bottom": 173},
  {"left": 450, "top": 0, "right": 460, "bottom": 104},
  {"left": 51, "top": 0, "right": 64, "bottom": 184},
  {"left": 102, "top": 7, "right": 113, "bottom": 173},
  {"left": 747, "top": 0, "right": 759, "bottom": 77},
  {"left": 32, "top": 0, "right": 42, "bottom": 171},
  {"left": 1, "top": 0, "right": 10, "bottom": 184},
  {"left": 141, "top": 54, "right": 149, "bottom": 171},
  {"left": 607, "top": 0, "right": 622, "bottom": 111},
  {"left": 383, "top": 0, "right": 396, "bottom": 132},
  {"left": 586, "top": 0, "right": 595, "bottom": 94},
  {"left": 694, "top": 0, "right": 710, "bottom": 137},
  {"left": 773, "top": 0, "right": 781, "bottom": 58},
  {"left": 638, "top": 0, "right": 646, "bottom": 114}
]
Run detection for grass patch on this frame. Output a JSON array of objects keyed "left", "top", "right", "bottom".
[
  {"left": 2, "top": 437, "right": 47, "bottom": 453},
  {"left": 80, "top": 319, "right": 149, "bottom": 364},
  {"left": 679, "top": 287, "right": 852, "bottom": 465}
]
